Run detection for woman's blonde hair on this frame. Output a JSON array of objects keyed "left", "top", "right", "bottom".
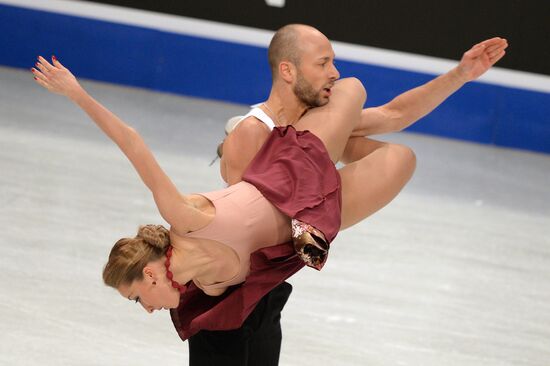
[{"left": 103, "top": 224, "right": 170, "bottom": 288}]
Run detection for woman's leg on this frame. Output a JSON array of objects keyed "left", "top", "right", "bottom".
[
  {"left": 340, "top": 136, "right": 387, "bottom": 164},
  {"left": 295, "top": 78, "right": 416, "bottom": 229},
  {"left": 293, "top": 77, "right": 366, "bottom": 163},
  {"left": 338, "top": 138, "right": 416, "bottom": 229}
]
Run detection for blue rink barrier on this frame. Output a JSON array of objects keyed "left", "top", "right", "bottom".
[{"left": 1, "top": 4, "right": 548, "bottom": 153}]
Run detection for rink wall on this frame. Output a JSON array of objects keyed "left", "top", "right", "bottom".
[{"left": 1, "top": 0, "right": 549, "bottom": 153}]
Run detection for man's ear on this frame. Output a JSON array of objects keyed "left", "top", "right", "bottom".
[{"left": 279, "top": 61, "right": 295, "bottom": 83}]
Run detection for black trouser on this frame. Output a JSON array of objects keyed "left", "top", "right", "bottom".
[{"left": 188, "top": 282, "right": 293, "bottom": 366}]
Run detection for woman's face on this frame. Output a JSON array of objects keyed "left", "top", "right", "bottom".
[{"left": 117, "top": 262, "right": 180, "bottom": 313}]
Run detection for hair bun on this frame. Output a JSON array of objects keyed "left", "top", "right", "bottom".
[{"left": 137, "top": 224, "right": 170, "bottom": 250}]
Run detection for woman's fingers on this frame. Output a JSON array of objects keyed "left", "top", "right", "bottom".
[
  {"left": 34, "top": 75, "right": 47, "bottom": 87},
  {"left": 31, "top": 67, "right": 48, "bottom": 82},
  {"left": 35, "top": 55, "right": 61, "bottom": 78},
  {"left": 51, "top": 56, "right": 67, "bottom": 70},
  {"left": 32, "top": 56, "right": 57, "bottom": 91},
  {"left": 33, "top": 73, "right": 52, "bottom": 91},
  {"left": 37, "top": 55, "right": 55, "bottom": 71},
  {"left": 32, "top": 55, "right": 80, "bottom": 97},
  {"left": 34, "top": 59, "right": 50, "bottom": 75}
]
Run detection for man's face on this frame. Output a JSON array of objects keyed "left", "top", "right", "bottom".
[{"left": 292, "top": 34, "right": 340, "bottom": 107}]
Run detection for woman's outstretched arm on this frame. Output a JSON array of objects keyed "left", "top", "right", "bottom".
[{"left": 32, "top": 56, "right": 203, "bottom": 233}]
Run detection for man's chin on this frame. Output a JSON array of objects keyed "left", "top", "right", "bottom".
[
  {"left": 301, "top": 95, "right": 329, "bottom": 108},
  {"left": 318, "top": 97, "right": 330, "bottom": 106}
]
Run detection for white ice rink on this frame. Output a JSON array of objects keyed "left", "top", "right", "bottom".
[{"left": 1, "top": 65, "right": 549, "bottom": 366}]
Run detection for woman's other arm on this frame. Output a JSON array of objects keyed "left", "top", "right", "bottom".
[{"left": 33, "top": 56, "right": 203, "bottom": 233}]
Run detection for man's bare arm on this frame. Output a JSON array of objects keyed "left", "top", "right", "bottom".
[{"left": 220, "top": 117, "right": 271, "bottom": 185}]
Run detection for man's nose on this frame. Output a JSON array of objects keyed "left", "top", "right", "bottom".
[{"left": 329, "top": 62, "right": 340, "bottom": 80}]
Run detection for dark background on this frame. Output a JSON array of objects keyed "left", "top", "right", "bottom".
[{"left": 79, "top": 0, "right": 549, "bottom": 75}]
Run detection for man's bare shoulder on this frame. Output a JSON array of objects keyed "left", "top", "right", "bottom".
[
  {"left": 229, "top": 115, "right": 271, "bottom": 138},
  {"left": 223, "top": 115, "right": 271, "bottom": 159},
  {"left": 221, "top": 115, "right": 271, "bottom": 184}
]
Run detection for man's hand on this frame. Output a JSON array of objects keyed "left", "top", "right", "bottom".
[
  {"left": 354, "top": 37, "right": 509, "bottom": 138},
  {"left": 455, "top": 37, "right": 508, "bottom": 82}
]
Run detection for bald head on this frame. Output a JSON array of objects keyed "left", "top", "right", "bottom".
[{"left": 268, "top": 24, "right": 329, "bottom": 79}]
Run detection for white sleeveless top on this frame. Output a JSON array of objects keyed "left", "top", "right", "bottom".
[{"left": 235, "top": 107, "right": 276, "bottom": 131}]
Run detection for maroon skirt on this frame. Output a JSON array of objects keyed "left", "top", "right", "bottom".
[{"left": 170, "top": 126, "right": 341, "bottom": 341}]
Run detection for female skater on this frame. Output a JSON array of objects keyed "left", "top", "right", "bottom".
[{"left": 32, "top": 55, "right": 367, "bottom": 339}]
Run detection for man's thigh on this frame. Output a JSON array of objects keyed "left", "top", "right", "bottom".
[
  {"left": 247, "top": 282, "right": 292, "bottom": 366},
  {"left": 188, "top": 327, "right": 249, "bottom": 366},
  {"left": 188, "top": 282, "right": 293, "bottom": 366}
]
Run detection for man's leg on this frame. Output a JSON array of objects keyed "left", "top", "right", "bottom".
[
  {"left": 247, "top": 282, "right": 292, "bottom": 366},
  {"left": 188, "top": 327, "right": 249, "bottom": 366},
  {"left": 188, "top": 282, "right": 292, "bottom": 366}
]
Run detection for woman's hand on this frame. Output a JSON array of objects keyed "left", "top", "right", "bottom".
[{"left": 32, "top": 56, "right": 83, "bottom": 100}]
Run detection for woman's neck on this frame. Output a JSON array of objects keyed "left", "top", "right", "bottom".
[{"left": 168, "top": 242, "right": 219, "bottom": 284}]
